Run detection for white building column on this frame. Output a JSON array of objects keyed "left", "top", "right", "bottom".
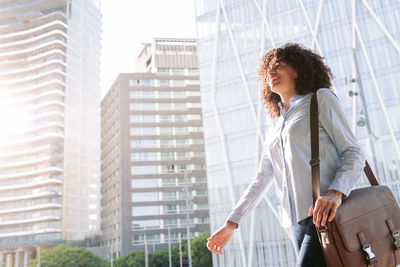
[
  {"left": 0, "top": 251, "right": 3, "bottom": 267},
  {"left": 6, "top": 253, "right": 13, "bottom": 267},
  {"left": 15, "top": 249, "right": 20, "bottom": 267},
  {"left": 23, "top": 250, "right": 28, "bottom": 267}
]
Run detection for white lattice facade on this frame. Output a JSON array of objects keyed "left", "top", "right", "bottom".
[{"left": 194, "top": 0, "right": 400, "bottom": 266}]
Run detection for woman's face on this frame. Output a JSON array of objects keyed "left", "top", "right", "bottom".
[{"left": 266, "top": 57, "right": 298, "bottom": 95}]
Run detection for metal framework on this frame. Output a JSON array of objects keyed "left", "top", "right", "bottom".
[{"left": 204, "top": 0, "right": 400, "bottom": 265}]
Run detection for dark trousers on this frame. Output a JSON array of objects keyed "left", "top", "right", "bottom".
[{"left": 291, "top": 216, "right": 327, "bottom": 267}]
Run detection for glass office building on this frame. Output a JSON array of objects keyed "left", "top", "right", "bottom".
[
  {"left": 0, "top": 0, "right": 101, "bottom": 265},
  {"left": 194, "top": 0, "right": 400, "bottom": 266}
]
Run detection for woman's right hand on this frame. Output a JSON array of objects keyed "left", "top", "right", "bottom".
[{"left": 206, "top": 220, "right": 237, "bottom": 255}]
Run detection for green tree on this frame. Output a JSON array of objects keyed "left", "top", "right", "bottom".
[
  {"left": 28, "top": 244, "right": 108, "bottom": 267},
  {"left": 192, "top": 231, "right": 212, "bottom": 267},
  {"left": 131, "top": 231, "right": 212, "bottom": 267},
  {"left": 149, "top": 249, "right": 169, "bottom": 267},
  {"left": 114, "top": 250, "right": 145, "bottom": 267}
]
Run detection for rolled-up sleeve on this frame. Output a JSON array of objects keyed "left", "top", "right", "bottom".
[
  {"left": 225, "top": 142, "right": 275, "bottom": 228},
  {"left": 317, "top": 88, "right": 366, "bottom": 197}
]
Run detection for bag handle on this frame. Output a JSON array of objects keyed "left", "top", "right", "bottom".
[{"left": 310, "top": 89, "right": 379, "bottom": 207}]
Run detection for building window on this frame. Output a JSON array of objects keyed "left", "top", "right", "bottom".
[
  {"left": 132, "top": 205, "right": 159, "bottom": 216},
  {"left": 160, "top": 139, "right": 174, "bottom": 147},
  {"left": 158, "top": 68, "right": 170, "bottom": 74},
  {"left": 130, "top": 139, "right": 157, "bottom": 148},
  {"left": 129, "top": 91, "right": 154, "bottom": 99},
  {"left": 130, "top": 152, "right": 158, "bottom": 161},
  {"left": 158, "top": 103, "right": 172, "bottom": 110},
  {"left": 159, "top": 115, "right": 173, "bottom": 122},
  {"left": 131, "top": 192, "right": 158, "bottom": 202},
  {"left": 171, "top": 68, "right": 184, "bottom": 74},
  {"left": 130, "top": 127, "right": 156, "bottom": 136},
  {"left": 174, "top": 103, "right": 186, "bottom": 110},
  {"left": 132, "top": 233, "right": 160, "bottom": 244},
  {"left": 158, "top": 79, "right": 170, "bottom": 87},
  {"left": 139, "top": 79, "right": 153, "bottom": 87},
  {"left": 130, "top": 115, "right": 156, "bottom": 123},
  {"left": 163, "top": 204, "right": 177, "bottom": 214},
  {"left": 129, "top": 103, "right": 155, "bottom": 111},
  {"left": 159, "top": 127, "right": 173, "bottom": 135},
  {"left": 172, "top": 80, "right": 185, "bottom": 87},
  {"left": 162, "top": 191, "right": 176, "bottom": 200},
  {"left": 187, "top": 68, "right": 198, "bottom": 75},
  {"left": 129, "top": 79, "right": 140, "bottom": 87},
  {"left": 164, "top": 218, "right": 178, "bottom": 227},
  {"left": 160, "top": 152, "right": 174, "bottom": 160},
  {"left": 158, "top": 91, "right": 172, "bottom": 98},
  {"left": 131, "top": 179, "right": 159, "bottom": 188},
  {"left": 131, "top": 165, "right": 157, "bottom": 175}
]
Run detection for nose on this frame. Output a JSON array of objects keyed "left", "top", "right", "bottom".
[{"left": 267, "top": 65, "right": 277, "bottom": 76}]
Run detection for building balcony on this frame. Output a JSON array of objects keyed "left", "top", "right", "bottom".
[
  {"left": 0, "top": 166, "right": 63, "bottom": 180},
  {"left": 0, "top": 0, "right": 67, "bottom": 22},
  {"left": 0, "top": 144, "right": 58, "bottom": 159},
  {"left": 0, "top": 29, "right": 67, "bottom": 55},
  {"left": 0, "top": 215, "right": 61, "bottom": 227},
  {"left": 0, "top": 178, "right": 62, "bottom": 193},
  {"left": 0, "top": 19, "right": 67, "bottom": 43},
  {"left": 0, "top": 59, "right": 66, "bottom": 78},
  {"left": 0, "top": 189, "right": 62, "bottom": 203},
  {"left": 0, "top": 78, "right": 65, "bottom": 96},
  {"left": 0, "top": 69, "right": 66, "bottom": 86},
  {"left": 0, "top": 154, "right": 60, "bottom": 170},
  {"left": 0, "top": 39, "right": 67, "bottom": 61},
  {"left": 0, "top": 132, "right": 63, "bottom": 149},
  {"left": 0, "top": 227, "right": 62, "bottom": 238},
  {"left": 0, "top": 203, "right": 62, "bottom": 215}
]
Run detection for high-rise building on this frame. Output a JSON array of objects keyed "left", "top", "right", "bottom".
[
  {"left": 0, "top": 0, "right": 101, "bottom": 264},
  {"left": 100, "top": 38, "right": 210, "bottom": 257},
  {"left": 194, "top": 0, "right": 400, "bottom": 266}
]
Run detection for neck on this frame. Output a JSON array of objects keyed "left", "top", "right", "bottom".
[{"left": 280, "top": 90, "right": 298, "bottom": 112}]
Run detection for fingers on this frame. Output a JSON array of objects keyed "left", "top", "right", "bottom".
[
  {"left": 328, "top": 206, "right": 337, "bottom": 222},
  {"left": 313, "top": 201, "right": 337, "bottom": 227},
  {"left": 320, "top": 208, "right": 330, "bottom": 227},
  {"left": 308, "top": 205, "right": 313, "bottom": 217},
  {"left": 312, "top": 199, "right": 321, "bottom": 225},
  {"left": 206, "top": 238, "right": 223, "bottom": 255}
]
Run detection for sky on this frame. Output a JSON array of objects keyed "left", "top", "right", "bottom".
[{"left": 100, "top": 0, "right": 198, "bottom": 98}]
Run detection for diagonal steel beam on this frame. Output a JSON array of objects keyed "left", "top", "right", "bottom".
[
  {"left": 298, "top": 0, "right": 323, "bottom": 54},
  {"left": 311, "top": 0, "right": 324, "bottom": 51},
  {"left": 219, "top": 0, "right": 265, "bottom": 145},
  {"left": 251, "top": 0, "right": 276, "bottom": 47},
  {"left": 360, "top": 0, "right": 400, "bottom": 53},
  {"left": 354, "top": 22, "right": 400, "bottom": 163},
  {"left": 209, "top": 1, "right": 248, "bottom": 266}
]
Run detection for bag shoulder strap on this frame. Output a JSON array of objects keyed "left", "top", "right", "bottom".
[{"left": 310, "top": 89, "right": 379, "bottom": 206}]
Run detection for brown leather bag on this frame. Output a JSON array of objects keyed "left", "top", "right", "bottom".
[{"left": 310, "top": 89, "right": 400, "bottom": 266}]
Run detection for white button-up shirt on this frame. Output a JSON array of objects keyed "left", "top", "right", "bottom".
[{"left": 226, "top": 88, "right": 366, "bottom": 228}]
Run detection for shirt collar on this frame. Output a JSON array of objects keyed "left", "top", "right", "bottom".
[{"left": 278, "top": 94, "right": 308, "bottom": 117}]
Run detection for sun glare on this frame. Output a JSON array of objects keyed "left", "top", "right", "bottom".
[{"left": 0, "top": 97, "right": 33, "bottom": 144}]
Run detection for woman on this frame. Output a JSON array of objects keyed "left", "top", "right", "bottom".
[{"left": 206, "top": 42, "right": 366, "bottom": 266}]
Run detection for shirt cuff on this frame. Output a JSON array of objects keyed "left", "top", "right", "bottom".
[
  {"left": 225, "top": 213, "right": 241, "bottom": 228},
  {"left": 327, "top": 182, "right": 352, "bottom": 198}
]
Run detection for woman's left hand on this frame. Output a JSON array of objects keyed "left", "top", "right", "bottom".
[{"left": 308, "top": 189, "right": 343, "bottom": 227}]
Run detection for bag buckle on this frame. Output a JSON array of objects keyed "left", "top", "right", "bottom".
[
  {"left": 309, "top": 157, "right": 320, "bottom": 167},
  {"left": 391, "top": 231, "right": 400, "bottom": 250},
  {"left": 362, "top": 245, "right": 377, "bottom": 265}
]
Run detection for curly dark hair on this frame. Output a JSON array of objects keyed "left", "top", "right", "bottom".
[{"left": 257, "top": 42, "right": 334, "bottom": 118}]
